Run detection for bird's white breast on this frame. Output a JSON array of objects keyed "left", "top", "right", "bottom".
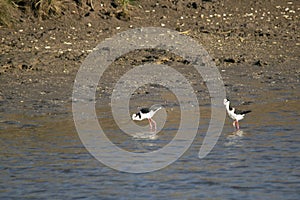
[{"left": 227, "top": 109, "right": 244, "bottom": 121}]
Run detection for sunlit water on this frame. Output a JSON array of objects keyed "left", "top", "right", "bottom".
[{"left": 0, "top": 99, "right": 299, "bottom": 199}]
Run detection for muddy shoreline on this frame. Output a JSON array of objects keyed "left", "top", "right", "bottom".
[{"left": 0, "top": 0, "right": 299, "bottom": 115}]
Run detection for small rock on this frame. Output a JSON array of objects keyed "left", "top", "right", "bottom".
[
  {"left": 253, "top": 60, "right": 261, "bottom": 66},
  {"left": 18, "top": 64, "right": 29, "bottom": 70},
  {"left": 224, "top": 58, "right": 235, "bottom": 63},
  {"left": 187, "top": 2, "right": 198, "bottom": 9}
]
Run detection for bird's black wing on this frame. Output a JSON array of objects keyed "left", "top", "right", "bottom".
[
  {"left": 235, "top": 109, "right": 251, "bottom": 115},
  {"left": 140, "top": 108, "right": 150, "bottom": 113}
]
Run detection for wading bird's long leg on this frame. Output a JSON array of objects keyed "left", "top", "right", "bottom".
[
  {"left": 151, "top": 118, "right": 157, "bottom": 131},
  {"left": 235, "top": 120, "right": 240, "bottom": 130},
  {"left": 148, "top": 119, "right": 152, "bottom": 130}
]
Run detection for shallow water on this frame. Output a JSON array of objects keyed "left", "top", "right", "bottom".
[{"left": 0, "top": 98, "right": 299, "bottom": 199}]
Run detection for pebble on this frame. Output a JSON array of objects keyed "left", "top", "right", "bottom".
[{"left": 64, "top": 42, "right": 72, "bottom": 45}]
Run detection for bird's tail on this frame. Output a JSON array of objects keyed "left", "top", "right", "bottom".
[
  {"left": 150, "top": 104, "right": 162, "bottom": 114},
  {"left": 240, "top": 110, "right": 251, "bottom": 115},
  {"left": 153, "top": 107, "right": 162, "bottom": 114}
]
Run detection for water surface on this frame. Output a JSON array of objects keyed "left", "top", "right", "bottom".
[{"left": 0, "top": 99, "right": 299, "bottom": 199}]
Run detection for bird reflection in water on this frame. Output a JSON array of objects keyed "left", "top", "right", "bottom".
[{"left": 225, "top": 130, "right": 245, "bottom": 147}]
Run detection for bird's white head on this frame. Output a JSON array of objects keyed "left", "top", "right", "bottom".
[
  {"left": 223, "top": 99, "right": 230, "bottom": 106},
  {"left": 132, "top": 113, "right": 142, "bottom": 121}
]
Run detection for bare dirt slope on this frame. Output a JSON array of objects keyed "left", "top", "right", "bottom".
[{"left": 0, "top": 0, "right": 299, "bottom": 114}]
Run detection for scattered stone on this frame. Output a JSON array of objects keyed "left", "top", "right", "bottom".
[
  {"left": 253, "top": 60, "right": 262, "bottom": 66},
  {"left": 224, "top": 58, "right": 235, "bottom": 63},
  {"left": 187, "top": 2, "right": 198, "bottom": 9}
]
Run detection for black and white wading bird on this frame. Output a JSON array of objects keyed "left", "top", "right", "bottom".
[
  {"left": 132, "top": 106, "right": 162, "bottom": 131},
  {"left": 223, "top": 99, "right": 251, "bottom": 130}
]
